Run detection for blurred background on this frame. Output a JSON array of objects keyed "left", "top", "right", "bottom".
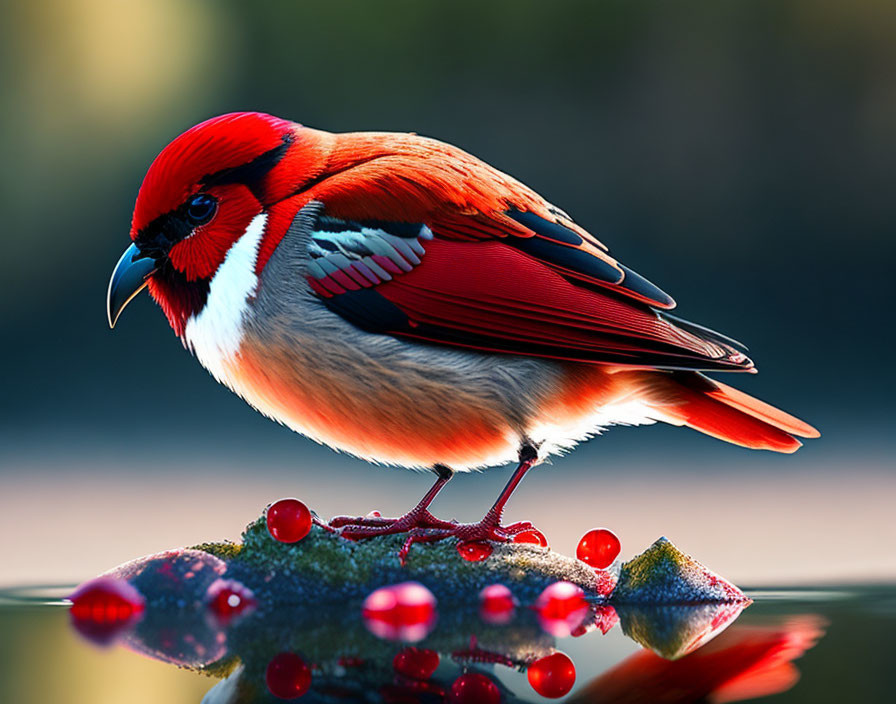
[{"left": 1, "top": 0, "right": 895, "bottom": 592}]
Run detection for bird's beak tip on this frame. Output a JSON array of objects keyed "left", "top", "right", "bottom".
[{"left": 107, "top": 243, "right": 156, "bottom": 330}]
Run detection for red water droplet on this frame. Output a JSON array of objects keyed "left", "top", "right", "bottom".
[
  {"left": 456, "top": 540, "right": 493, "bottom": 562},
  {"left": 448, "top": 672, "right": 501, "bottom": 704},
  {"left": 527, "top": 651, "right": 576, "bottom": 698},
  {"left": 367, "top": 510, "right": 382, "bottom": 518},
  {"left": 362, "top": 582, "right": 437, "bottom": 642},
  {"left": 576, "top": 528, "right": 621, "bottom": 569},
  {"left": 69, "top": 578, "right": 144, "bottom": 644},
  {"left": 206, "top": 578, "right": 256, "bottom": 621},
  {"left": 267, "top": 498, "right": 313, "bottom": 543},
  {"left": 513, "top": 529, "right": 548, "bottom": 547},
  {"left": 266, "top": 651, "right": 312, "bottom": 699},
  {"left": 479, "top": 583, "right": 517, "bottom": 625},
  {"left": 392, "top": 647, "right": 440, "bottom": 680},
  {"left": 535, "top": 581, "right": 589, "bottom": 637}
]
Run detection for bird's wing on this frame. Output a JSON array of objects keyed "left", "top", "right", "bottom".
[{"left": 282, "top": 133, "right": 752, "bottom": 372}]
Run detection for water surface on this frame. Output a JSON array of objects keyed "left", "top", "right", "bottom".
[{"left": 0, "top": 585, "right": 890, "bottom": 702}]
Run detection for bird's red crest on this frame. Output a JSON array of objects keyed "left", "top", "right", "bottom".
[{"left": 130, "top": 112, "right": 294, "bottom": 238}]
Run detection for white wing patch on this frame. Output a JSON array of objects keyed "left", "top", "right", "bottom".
[
  {"left": 305, "top": 219, "right": 433, "bottom": 297},
  {"left": 184, "top": 213, "right": 267, "bottom": 383}
]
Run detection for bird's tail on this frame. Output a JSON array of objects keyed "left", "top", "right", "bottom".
[{"left": 640, "top": 371, "right": 819, "bottom": 453}]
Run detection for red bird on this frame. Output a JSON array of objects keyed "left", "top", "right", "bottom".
[{"left": 107, "top": 112, "right": 818, "bottom": 555}]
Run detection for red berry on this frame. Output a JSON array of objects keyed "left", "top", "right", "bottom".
[
  {"left": 576, "top": 528, "right": 621, "bottom": 569},
  {"left": 206, "top": 579, "right": 256, "bottom": 621},
  {"left": 265, "top": 652, "right": 312, "bottom": 699},
  {"left": 69, "top": 578, "right": 145, "bottom": 644},
  {"left": 266, "top": 498, "right": 312, "bottom": 543},
  {"left": 513, "top": 529, "right": 548, "bottom": 547},
  {"left": 479, "top": 584, "right": 517, "bottom": 625},
  {"left": 448, "top": 672, "right": 501, "bottom": 704},
  {"left": 456, "top": 540, "right": 493, "bottom": 562},
  {"left": 535, "top": 581, "right": 589, "bottom": 637},
  {"left": 527, "top": 652, "right": 576, "bottom": 698},
  {"left": 69, "top": 577, "right": 145, "bottom": 623},
  {"left": 392, "top": 647, "right": 440, "bottom": 680},
  {"left": 362, "top": 582, "right": 437, "bottom": 642}
]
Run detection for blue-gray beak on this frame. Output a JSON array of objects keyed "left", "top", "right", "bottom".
[{"left": 107, "top": 243, "right": 157, "bottom": 328}]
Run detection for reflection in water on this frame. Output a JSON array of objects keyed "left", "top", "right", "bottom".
[
  {"left": 616, "top": 603, "right": 748, "bottom": 659},
  {"left": 265, "top": 652, "right": 312, "bottom": 700},
  {"left": 479, "top": 584, "right": 518, "bottom": 625},
  {"left": 68, "top": 577, "right": 145, "bottom": 646},
  {"left": 61, "top": 571, "right": 825, "bottom": 702},
  {"left": 534, "top": 581, "right": 590, "bottom": 638},
  {"left": 361, "top": 581, "right": 439, "bottom": 642},
  {"left": 568, "top": 616, "right": 826, "bottom": 704},
  {"left": 527, "top": 652, "right": 577, "bottom": 698}
]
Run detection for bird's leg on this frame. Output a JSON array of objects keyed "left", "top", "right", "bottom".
[
  {"left": 328, "top": 464, "right": 458, "bottom": 535},
  {"left": 329, "top": 445, "right": 543, "bottom": 563},
  {"left": 480, "top": 443, "right": 539, "bottom": 529},
  {"left": 387, "top": 444, "right": 542, "bottom": 563},
  {"left": 453, "top": 442, "right": 541, "bottom": 542}
]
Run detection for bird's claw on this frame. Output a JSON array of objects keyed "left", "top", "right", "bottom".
[
  {"left": 331, "top": 509, "right": 458, "bottom": 542},
  {"left": 329, "top": 511, "right": 540, "bottom": 565},
  {"left": 500, "top": 520, "right": 536, "bottom": 537},
  {"left": 397, "top": 528, "right": 449, "bottom": 566}
]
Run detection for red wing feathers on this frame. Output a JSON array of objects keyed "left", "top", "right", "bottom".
[
  {"left": 305, "top": 132, "right": 673, "bottom": 308},
  {"left": 374, "top": 239, "right": 746, "bottom": 370},
  {"left": 297, "top": 130, "right": 749, "bottom": 371}
]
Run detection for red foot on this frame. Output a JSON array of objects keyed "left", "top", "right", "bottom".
[
  {"left": 328, "top": 447, "right": 542, "bottom": 565},
  {"left": 329, "top": 511, "right": 538, "bottom": 565}
]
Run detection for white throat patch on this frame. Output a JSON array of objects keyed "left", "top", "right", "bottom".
[{"left": 184, "top": 213, "right": 267, "bottom": 383}]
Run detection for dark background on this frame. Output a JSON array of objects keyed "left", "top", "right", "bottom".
[{"left": 1, "top": 0, "right": 894, "bottom": 588}]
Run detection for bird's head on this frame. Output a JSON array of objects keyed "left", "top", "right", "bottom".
[{"left": 107, "top": 112, "right": 324, "bottom": 335}]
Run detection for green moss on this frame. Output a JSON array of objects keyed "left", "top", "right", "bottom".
[
  {"left": 193, "top": 514, "right": 605, "bottom": 604},
  {"left": 612, "top": 537, "right": 746, "bottom": 604},
  {"left": 196, "top": 653, "right": 241, "bottom": 679},
  {"left": 616, "top": 537, "right": 685, "bottom": 590},
  {"left": 190, "top": 541, "right": 242, "bottom": 561}
]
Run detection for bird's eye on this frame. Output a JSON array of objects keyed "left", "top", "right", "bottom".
[{"left": 184, "top": 193, "right": 218, "bottom": 227}]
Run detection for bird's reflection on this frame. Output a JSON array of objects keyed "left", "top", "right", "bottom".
[
  {"left": 568, "top": 615, "right": 826, "bottom": 704},
  {"left": 68, "top": 571, "right": 824, "bottom": 703}
]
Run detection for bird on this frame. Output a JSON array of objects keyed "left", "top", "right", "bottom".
[{"left": 107, "top": 111, "right": 818, "bottom": 559}]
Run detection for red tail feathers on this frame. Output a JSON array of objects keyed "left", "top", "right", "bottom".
[{"left": 643, "top": 373, "right": 819, "bottom": 453}]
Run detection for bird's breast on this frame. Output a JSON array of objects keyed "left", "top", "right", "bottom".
[
  {"left": 182, "top": 213, "right": 268, "bottom": 384},
  {"left": 221, "top": 328, "right": 538, "bottom": 470}
]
